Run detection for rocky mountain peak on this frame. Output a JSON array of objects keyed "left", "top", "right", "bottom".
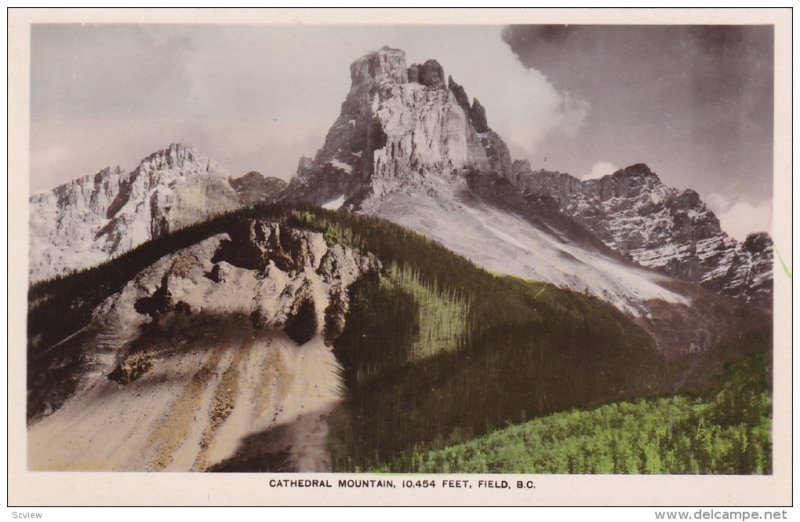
[
  {"left": 140, "top": 142, "right": 194, "bottom": 167},
  {"left": 743, "top": 231, "right": 773, "bottom": 254},
  {"left": 134, "top": 143, "right": 228, "bottom": 179},
  {"left": 448, "top": 75, "right": 470, "bottom": 108},
  {"left": 349, "top": 48, "right": 449, "bottom": 91},
  {"left": 349, "top": 46, "right": 409, "bottom": 88},
  {"left": 286, "top": 47, "right": 513, "bottom": 207},
  {"left": 29, "top": 143, "right": 244, "bottom": 283},
  {"left": 470, "top": 98, "right": 490, "bottom": 133},
  {"left": 515, "top": 162, "right": 772, "bottom": 306},
  {"left": 611, "top": 163, "right": 659, "bottom": 180},
  {"left": 234, "top": 171, "right": 266, "bottom": 183}
]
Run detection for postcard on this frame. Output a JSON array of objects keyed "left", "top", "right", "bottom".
[{"left": 7, "top": 7, "right": 792, "bottom": 507}]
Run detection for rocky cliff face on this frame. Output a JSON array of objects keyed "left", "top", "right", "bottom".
[
  {"left": 286, "top": 46, "right": 510, "bottom": 209},
  {"left": 29, "top": 144, "right": 286, "bottom": 283},
  {"left": 27, "top": 220, "right": 378, "bottom": 471},
  {"left": 513, "top": 162, "right": 773, "bottom": 307}
]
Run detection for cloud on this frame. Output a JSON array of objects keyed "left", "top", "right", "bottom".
[
  {"left": 500, "top": 25, "right": 774, "bottom": 207},
  {"left": 704, "top": 192, "right": 731, "bottom": 214},
  {"left": 30, "top": 25, "right": 589, "bottom": 191},
  {"left": 716, "top": 200, "right": 772, "bottom": 242},
  {"left": 582, "top": 162, "right": 617, "bottom": 181},
  {"left": 706, "top": 193, "right": 772, "bottom": 242}
]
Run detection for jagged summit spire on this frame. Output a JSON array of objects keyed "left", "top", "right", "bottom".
[
  {"left": 350, "top": 47, "right": 408, "bottom": 86},
  {"left": 288, "top": 47, "right": 513, "bottom": 208},
  {"left": 140, "top": 142, "right": 197, "bottom": 163},
  {"left": 408, "top": 59, "right": 445, "bottom": 87},
  {"left": 349, "top": 47, "right": 448, "bottom": 90}
]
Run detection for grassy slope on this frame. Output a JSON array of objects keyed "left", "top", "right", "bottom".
[{"left": 28, "top": 204, "right": 770, "bottom": 473}]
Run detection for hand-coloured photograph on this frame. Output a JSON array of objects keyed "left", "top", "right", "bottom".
[{"left": 8, "top": 7, "right": 792, "bottom": 508}]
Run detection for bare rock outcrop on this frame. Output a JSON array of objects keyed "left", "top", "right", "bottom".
[
  {"left": 27, "top": 220, "right": 379, "bottom": 472},
  {"left": 229, "top": 171, "right": 287, "bottom": 205}
]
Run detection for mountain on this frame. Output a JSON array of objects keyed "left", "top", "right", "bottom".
[
  {"left": 26, "top": 206, "right": 770, "bottom": 471},
  {"left": 286, "top": 47, "right": 511, "bottom": 208},
  {"left": 25, "top": 47, "right": 773, "bottom": 472},
  {"left": 511, "top": 161, "right": 773, "bottom": 308},
  {"left": 284, "top": 46, "right": 772, "bottom": 316},
  {"left": 28, "top": 144, "right": 286, "bottom": 283},
  {"left": 30, "top": 48, "right": 772, "bottom": 309}
]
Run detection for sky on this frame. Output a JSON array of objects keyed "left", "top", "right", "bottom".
[{"left": 30, "top": 24, "right": 773, "bottom": 240}]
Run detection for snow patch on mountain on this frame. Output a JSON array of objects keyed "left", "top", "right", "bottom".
[
  {"left": 328, "top": 159, "right": 352, "bottom": 174},
  {"left": 322, "top": 195, "right": 346, "bottom": 210}
]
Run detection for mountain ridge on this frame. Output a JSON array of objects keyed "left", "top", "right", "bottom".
[
  {"left": 511, "top": 161, "right": 773, "bottom": 307},
  {"left": 28, "top": 143, "right": 285, "bottom": 283},
  {"left": 28, "top": 47, "right": 772, "bottom": 312}
]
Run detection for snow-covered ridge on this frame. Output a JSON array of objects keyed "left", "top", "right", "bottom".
[{"left": 29, "top": 143, "right": 242, "bottom": 283}]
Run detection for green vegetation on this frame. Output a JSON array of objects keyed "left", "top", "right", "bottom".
[
  {"left": 289, "top": 212, "right": 676, "bottom": 471},
  {"left": 384, "top": 262, "right": 469, "bottom": 361},
  {"left": 28, "top": 204, "right": 771, "bottom": 474},
  {"left": 378, "top": 353, "right": 770, "bottom": 474},
  {"left": 288, "top": 210, "right": 770, "bottom": 473},
  {"left": 323, "top": 230, "right": 340, "bottom": 246}
]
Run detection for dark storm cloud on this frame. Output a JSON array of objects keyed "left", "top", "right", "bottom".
[
  {"left": 684, "top": 26, "right": 773, "bottom": 135},
  {"left": 504, "top": 25, "right": 772, "bottom": 110},
  {"left": 502, "top": 25, "right": 773, "bottom": 196}
]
